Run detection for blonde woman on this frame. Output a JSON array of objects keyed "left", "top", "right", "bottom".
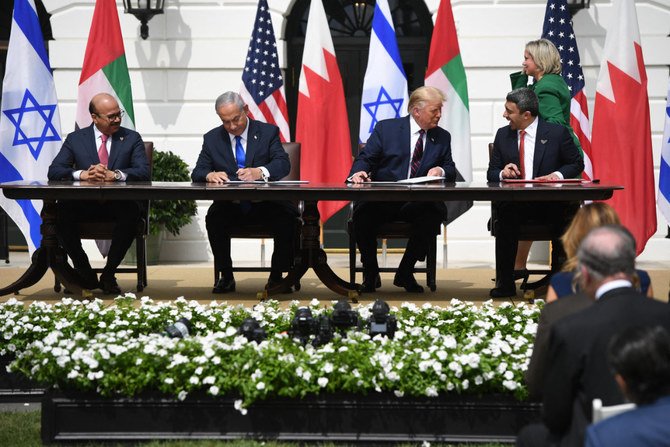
[
  {"left": 511, "top": 38, "right": 584, "bottom": 274},
  {"left": 545, "top": 203, "right": 653, "bottom": 302}
]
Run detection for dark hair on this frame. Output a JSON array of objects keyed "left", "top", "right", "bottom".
[
  {"left": 576, "top": 224, "right": 636, "bottom": 281},
  {"left": 506, "top": 88, "right": 539, "bottom": 117},
  {"left": 609, "top": 325, "right": 670, "bottom": 405}
]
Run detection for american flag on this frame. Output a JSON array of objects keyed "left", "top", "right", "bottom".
[
  {"left": 541, "top": 0, "right": 593, "bottom": 179},
  {"left": 240, "top": 0, "right": 290, "bottom": 142}
]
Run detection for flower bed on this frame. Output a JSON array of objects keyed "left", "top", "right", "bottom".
[{"left": 0, "top": 295, "right": 540, "bottom": 409}]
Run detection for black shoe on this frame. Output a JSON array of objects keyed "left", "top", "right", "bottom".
[
  {"left": 99, "top": 276, "right": 122, "bottom": 295},
  {"left": 212, "top": 277, "right": 236, "bottom": 294},
  {"left": 265, "top": 277, "right": 293, "bottom": 294},
  {"left": 513, "top": 269, "right": 529, "bottom": 280},
  {"left": 359, "top": 273, "right": 381, "bottom": 293},
  {"left": 393, "top": 273, "right": 424, "bottom": 293},
  {"left": 489, "top": 285, "right": 517, "bottom": 298}
]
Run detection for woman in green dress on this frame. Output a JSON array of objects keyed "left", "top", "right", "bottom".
[{"left": 510, "top": 38, "right": 583, "bottom": 275}]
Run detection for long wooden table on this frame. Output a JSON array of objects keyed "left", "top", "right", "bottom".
[{"left": 0, "top": 180, "right": 622, "bottom": 299}]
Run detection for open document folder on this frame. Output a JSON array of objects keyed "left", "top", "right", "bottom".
[{"left": 368, "top": 176, "right": 445, "bottom": 185}]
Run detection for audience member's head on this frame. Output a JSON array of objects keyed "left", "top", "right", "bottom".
[
  {"left": 561, "top": 203, "right": 621, "bottom": 271},
  {"left": 608, "top": 325, "right": 670, "bottom": 405},
  {"left": 524, "top": 38, "right": 562, "bottom": 76},
  {"left": 576, "top": 224, "right": 636, "bottom": 298}
]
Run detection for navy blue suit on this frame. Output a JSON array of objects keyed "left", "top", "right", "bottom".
[
  {"left": 487, "top": 118, "right": 583, "bottom": 290},
  {"left": 191, "top": 119, "right": 297, "bottom": 278},
  {"left": 517, "top": 288, "right": 670, "bottom": 447},
  {"left": 47, "top": 124, "right": 150, "bottom": 283},
  {"left": 585, "top": 396, "right": 670, "bottom": 447},
  {"left": 348, "top": 116, "right": 456, "bottom": 281}
]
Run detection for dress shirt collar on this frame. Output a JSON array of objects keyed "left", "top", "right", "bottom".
[
  {"left": 228, "top": 124, "right": 249, "bottom": 150},
  {"left": 93, "top": 125, "right": 109, "bottom": 146},
  {"left": 595, "top": 279, "right": 633, "bottom": 300},
  {"left": 409, "top": 115, "right": 424, "bottom": 137},
  {"left": 521, "top": 116, "right": 538, "bottom": 139}
]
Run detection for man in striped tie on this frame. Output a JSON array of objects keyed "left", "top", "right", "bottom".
[{"left": 348, "top": 86, "right": 456, "bottom": 294}]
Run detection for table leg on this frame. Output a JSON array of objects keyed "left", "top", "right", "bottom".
[
  {"left": 0, "top": 200, "right": 89, "bottom": 297},
  {"left": 264, "top": 200, "right": 359, "bottom": 301}
]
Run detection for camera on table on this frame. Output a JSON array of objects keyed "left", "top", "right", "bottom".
[
  {"left": 237, "top": 317, "right": 267, "bottom": 343},
  {"left": 164, "top": 317, "right": 192, "bottom": 339},
  {"left": 367, "top": 299, "right": 397, "bottom": 339},
  {"left": 330, "top": 299, "right": 361, "bottom": 334},
  {"left": 289, "top": 307, "right": 333, "bottom": 347}
]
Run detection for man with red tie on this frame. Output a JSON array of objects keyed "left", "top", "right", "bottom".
[
  {"left": 48, "top": 93, "right": 150, "bottom": 294},
  {"left": 487, "top": 88, "right": 583, "bottom": 298},
  {"left": 348, "top": 86, "right": 456, "bottom": 294}
]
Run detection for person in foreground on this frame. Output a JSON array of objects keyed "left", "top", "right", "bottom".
[
  {"left": 48, "top": 93, "right": 150, "bottom": 294},
  {"left": 191, "top": 91, "right": 297, "bottom": 293},
  {"left": 347, "top": 86, "right": 456, "bottom": 294},
  {"left": 487, "top": 87, "right": 583, "bottom": 298},
  {"left": 584, "top": 325, "right": 670, "bottom": 447},
  {"left": 516, "top": 225, "right": 670, "bottom": 447},
  {"left": 546, "top": 202, "right": 653, "bottom": 301}
]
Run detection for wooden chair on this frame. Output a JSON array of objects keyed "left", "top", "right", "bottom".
[
  {"left": 55, "top": 141, "right": 154, "bottom": 293},
  {"left": 347, "top": 145, "right": 438, "bottom": 292},
  {"left": 213, "top": 142, "right": 302, "bottom": 289},
  {"left": 487, "top": 142, "right": 569, "bottom": 298}
]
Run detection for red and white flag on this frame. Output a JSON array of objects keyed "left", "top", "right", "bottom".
[
  {"left": 296, "top": 0, "right": 351, "bottom": 223},
  {"left": 591, "top": 0, "right": 655, "bottom": 254},
  {"left": 239, "top": 0, "right": 290, "bottom": 142}
]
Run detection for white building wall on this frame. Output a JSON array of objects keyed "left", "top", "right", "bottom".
[{"left": 44, "top": 0, "right": 670, "bottom": 265}]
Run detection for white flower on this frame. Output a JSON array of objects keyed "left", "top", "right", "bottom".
[
  {"left": 189, "top": 376, "right": 200, "bottom": 385},
  {"left": 177, "top": 390, "right": 188, "bottom": 401},
  {"left": 234, "top": 399, "right": 248, "bottom": 415},
  {"left": 164, "top": 378, "right": 174, "bottom": 384},
  {"left": 323, "top": 362, "right": 334, "bottom": 373},
  {"left": 67, "top": 370, "right": 79, "bottom": 379},
  {"left": 394, "top": 390, "right": 404, "bottom": 398},
  {"left": 256, "top": 381, "right": 266, "bottom": 390},
  {"left": 425, "top": 386, "right": 438, "bottom": 397},
  {"left": 503, "top": 380, "right": 519, "bottom": 391},
  {"left": 203, "top": 376, "right": 216, "bottom": 385},
  {"left": 208, "top": 385, "right": 220, "bottom": 396},
  {"left": 317, "top": 377, "right": 329, "bottom": 387}
]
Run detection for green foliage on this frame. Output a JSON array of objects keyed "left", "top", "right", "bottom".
[{"left": 150, "top": 150, "right": 197, "bottom": 236}]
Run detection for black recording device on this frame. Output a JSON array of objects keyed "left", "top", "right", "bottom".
[
  {"left": 368, "top": 299, "right": 397, "bottom": 339},
  {"left": 330, "top": 299, "right": 360, "bottom": 333},
  {"left": 237, "top": 317, "right": 267, "bottom": 343},
  {"left": 164, "top": 317, "right": 191, "bottom": 339}
]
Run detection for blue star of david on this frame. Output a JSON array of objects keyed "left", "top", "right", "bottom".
[
  {"left": 3, "top": 89, "right": 61, "bottom": 160},
  {"left": 363, "top": 86, "right": 404, "bottom": 133}
]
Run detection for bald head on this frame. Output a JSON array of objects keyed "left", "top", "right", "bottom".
[
  {"left": 89, "top": 93, "right": 122, "bottom": 135},
  {"left": 577, "top": 224, "right": 636, "bottom": 281}
]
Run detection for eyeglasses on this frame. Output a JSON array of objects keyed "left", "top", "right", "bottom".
[
  {"left": 95, "top": 110, "right": 125, "bottom": 121},
  {"left": 220, "top": 114, "right": 245, "bottom": 127}
]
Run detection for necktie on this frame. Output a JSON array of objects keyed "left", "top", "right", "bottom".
[
  {"left": 410, "top": 129, "right": 425, "bottom": 178},
  {"left": 235, "top": 136, "right": 245, "bottom": 169},
  {"left": 519, "top": 129, "right": 526, "bottom": 179},
  {"left": 98, "top": 134, "right": 109, "bottom": 166}
]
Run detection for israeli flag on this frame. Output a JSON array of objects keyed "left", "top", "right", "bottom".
[
  {"left": 359, "top": 0, "right": 408, "bottom": 144},
  {"left": 659, "top": 77, "right": 670, "bottom": 226},
  {"left": 0, "top": 0, "right": 61, "bottom": 254}
]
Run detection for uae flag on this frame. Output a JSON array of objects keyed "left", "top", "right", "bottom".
[
  {"left": 591, "top": 0, "right": 655, "bottom": 254},
  {"left": 296, "top": 0, "right": 351, "bottom": 223},
  {"left": 76, "top": 0, "right": 135, "bottom": 130},
  {"left": 424, "top": 0, "right": 472, "bottom": 224}
]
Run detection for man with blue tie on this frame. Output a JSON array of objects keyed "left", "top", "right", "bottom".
[
  {"left": 348, "top": 86, "right": 456, "bottom": 293},
  {"left": 191, "top": 92, "right": 297, "bottom": 293}
]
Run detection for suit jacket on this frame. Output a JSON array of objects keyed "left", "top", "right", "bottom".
[
  {"left": 48, "top": 124, "right": 150, "bottom": 181},
  {"left": 348, "top": 116, "right": 456, "bottom": 220},
  {"left": 350, "top": 116, "right": 456, "bottom": 182},
  {"left": 542, "top": 287, "right": 670, "bottom": 445},
  {"left": 584, "top": 395, "right": 670, "bottom": 447},
  {"left": 525, "top": 292, "right": 592, "bottom": 401},
  {"left": 487, "top": 118, "right": 583, "bottom": 182},
  {"left": 191, "top": 119, "right": 289, "bottom": 182}
]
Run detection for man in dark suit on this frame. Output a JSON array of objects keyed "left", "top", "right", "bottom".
[
  {"left": 348, "top": 86, "right": 456, "bottom": 293},
  {"left": 487, "top": 88, "right": 583, "bottom": 297},
  {"left": 517, "top": 225, "right": 670, "bottom": 447},
  {"left": 48, "top": 93, "right": 150, "bottom": 294},
  {"left": 191, "top": 91, "right": 297, "bottom": 293}
]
